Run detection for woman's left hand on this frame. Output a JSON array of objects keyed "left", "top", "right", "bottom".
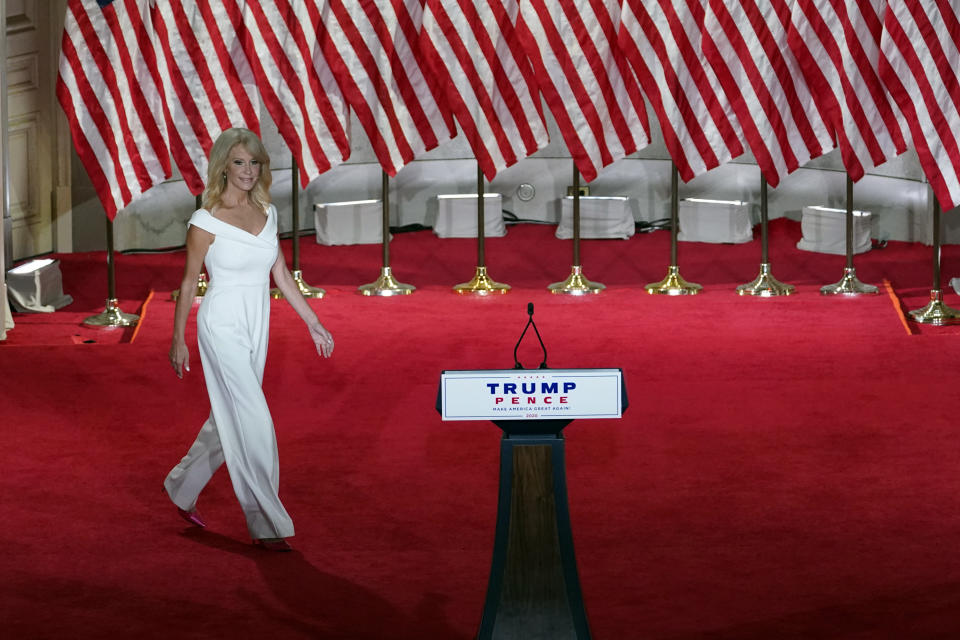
[{"left": 309, "top": 322, "right": 334, "bottom": 358}]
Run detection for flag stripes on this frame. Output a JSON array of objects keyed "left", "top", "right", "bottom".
[
  {"left": 788, "top": 0, "right": 907, "bottom": 181},
  {"left": 242, "top": 0, "right": 351, "bottom": 187},
  {"left": 879, "top": 0, "right": 960, "bottom": 209},
  {"left": 517, "top": 0, "right": 650, "bottom": 182},
  {"left": 703, "top": 0, "right": 835, "bottom": 187},
  {"left": 421, "top": 0, "right": 547, "bottom": 180},
  {"left": 152, "top": 0, "right": 260, "bottom": 194},
  {"left": 55, "top": 1, "right": 960, "bottom": 216},
  {"left": 57, "top": 0, "right": 170, "bottom": 219},
  {"left": 619, "top": 0, "right": 744, "bottom": 182},
  {"left": 320, "top": 0, "right": 454, "bottom": 177}
]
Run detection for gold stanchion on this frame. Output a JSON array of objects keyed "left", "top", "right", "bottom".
[
  {"left": 549, "top": 164, "right": 604, "bottom": 295},
  {"left": 549, "top": 265, "right": 605, "bottom": 294},
  {"left": 172, "top": 194, "right": 208, "bottom": 302},
  {"left": 360, "top": 266, "right": 414, "bottom": 296},
  {"left": 454, "top": 165, "right": 509, "bottom": 295},
  {"left": 84, "top": 218, "right": 139, "bottom": 327},
  {"left": 84, "top": 297, "right": 140, "bottom": 327},
  {"left": 737, "top": 175, "right": 794, "bottom": 296},
  {"left": 821, "top": 175, "right": 877, "bottom": 295},
  {"left": 646, "top": 162, "right": 701, "bottom": 295},
  {"left": 273, "top": 158, "right": 324, "bottom": 299},
  {"left": 359, "top": 170, "right": 414, "bottom": 296},
  {"left": 283, "top": 268, "right": 324, "bottom": 298},
  {"left": 911, "top": 289, "right": 960, "bottom": 324},
  {"left": 908, "top": 197, "right": 960, "bottom": 324},
  {"left": 171, "top": 272, "right": 206, "bottom": 301},
  {"left": 453, "top": 266, "right": 509, "bottom": 294},
  {"left": 647, "top": 265, "right": 701, "bottom": 295},
  {"left": 820, "top": 267, "right": 875, "bottom": 295},
  {"left": 736, "top": 263, "right": 794, "bottom": 296}
]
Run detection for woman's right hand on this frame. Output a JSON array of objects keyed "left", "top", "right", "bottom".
[{"left": 169, "top": 341, "right": 190, "bottom": 378}]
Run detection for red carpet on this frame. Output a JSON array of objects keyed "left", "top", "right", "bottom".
[{"left": 3, "top": 220, "right": 960, "bottom": 638}]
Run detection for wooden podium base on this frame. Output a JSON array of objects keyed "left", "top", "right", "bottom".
[{"left": 478, "top": 422, "right": 590, "bottom": 639}]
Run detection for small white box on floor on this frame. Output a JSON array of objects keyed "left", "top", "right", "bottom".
[
  {"left": 6, "top": 258, "right": 73, "bottom": 312},
  {"left": 434, "top": 194, "right": 505, "bottom": 238},
  {"left": 678, "top": 199, "right": 753, "bottom": 243},
  {"left": 797, "top": 206, "right": 872, "bottom": 255},
  {"left": 556, "top": 196, "right": 634, "bottom": 240},
  {"left": 314, "top": 200, "right": 383, "bottom": 245}
]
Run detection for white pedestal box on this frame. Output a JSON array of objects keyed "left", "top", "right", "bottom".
[
  {"left": 6, "top": 259, "right": 73, "bottom": 312},
  {"left": 796, "top": 206, "right": 872, "bottom": 255},
  {"left": 314, "top": 200, "right": 383, "bottom": 245},
  {"left": 556, "top": 196, "right": 634, "bottom": 240},
  {"left": 434, "top": 194, "right": 506, "bottom": 238},
  {"left": 678, "top": 199, "right": 753, "bottom": 243}
]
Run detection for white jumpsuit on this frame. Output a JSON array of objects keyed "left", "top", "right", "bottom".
[{"left": 164, "top": 205, "right": 294, "bottom": 540}]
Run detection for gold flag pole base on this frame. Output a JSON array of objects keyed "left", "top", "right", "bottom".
[
  {"left": 645, "top": 265, "right": 701, "bottom": 295},
  {"left": 272, "top": 269, "right": 325, "bottom": 299},
  {"left": 820, "top": 267, "right": 878, "bottom": 296},
  {"left": 358, "top": 266, "right": 415, "bottom": 296},
  {"left": 83, "top": 298, "right": 139, "bottom": 328},
  {"left": 453, "top": 266, "right": 510, "bottom": 295},
  {"left": 171, "top": 273, "right": 208, "bottom": 301},
  {"left": 548, "top": 265, "right": 605, "bottom": 295},
  {"left": 908, "top": 289, "right": 960, "bottom": 325},
  {"left": 736, "top": 263, "right": 795, "bottom": 296}
]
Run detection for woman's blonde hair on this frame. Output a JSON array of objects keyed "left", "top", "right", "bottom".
[{"left": 202, "top": 128, "right": 272, "bottom": 212}]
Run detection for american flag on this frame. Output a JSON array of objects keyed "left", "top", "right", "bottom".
[
  {"left": 420, "top": 0, "right": 548, "bottom": 180},
  {"left": 702, "top": 0, "right": 835, "bottom": 187},
  {"left": 242, "top": 0, "right": 351, "bottom": 187},
  {"left": 787, "top": 0, "right": 907, "bottom": 182},
  {"left": 151, "top": 0, "right": 261, "bottom": 195},
  {"left": 57, "top": 0, "right": 170, "bottom": 219},
  {"left": 619, "top": 0, "right": 744, "bottom": 182},
  {"left": 320, "top": 0, "right": 455, "bottom": 177},
  {"left": 879, "top": 1, "right": 960, "bottom": 210},
  {"left": 517, "top": 0, "right": 650, "bottom": 183}
]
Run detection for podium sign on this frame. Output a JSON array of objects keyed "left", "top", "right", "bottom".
[{"left": 440, "top": 369, "right": 623, "bottom": 421}]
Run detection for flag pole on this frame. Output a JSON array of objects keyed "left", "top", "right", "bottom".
[
  {"left": 737, "top": 174, "right": 794, "bottom": 296},
  {"left": 908, "top": 194, "right": 960, "bottom": 324},
  {"left": 83, "top": 216, "right": 139, "bottom": 327},
  {"left": 453, "top": 164, "right": 509, "bottom": 294},
  {"left": 821, "top": 174, "right": 877, "bottom": 295},
  {"left": 359, "top": 169, "right": 414, "bottom": 295},
  {"left": 273, "top": 158, "right": 324, "bottom": 299},
  {"left": 646, "top": 162, "right": 701, "bottom": 294},
  {"left": 172, "top": 195, "right": 208, "bottom": 301},
  {"left": 549, "top": 163, "right": 604, "bottom": 294}
]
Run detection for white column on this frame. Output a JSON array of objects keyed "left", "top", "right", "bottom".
[{"left": 1, "top": 0, "right": 12, "bottom": 340}]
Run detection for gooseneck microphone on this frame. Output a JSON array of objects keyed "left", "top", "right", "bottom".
[{"left": 513, "top": 302, "right": 548, "bottom": 369}]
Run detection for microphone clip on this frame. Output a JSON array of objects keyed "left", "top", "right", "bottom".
[{"left": 513, "top": 302, "right": 548, "bottom": 370}]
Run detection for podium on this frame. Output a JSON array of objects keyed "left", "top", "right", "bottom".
[{"left": 439, "top": 369, "right": 628, "bottom": 639}]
